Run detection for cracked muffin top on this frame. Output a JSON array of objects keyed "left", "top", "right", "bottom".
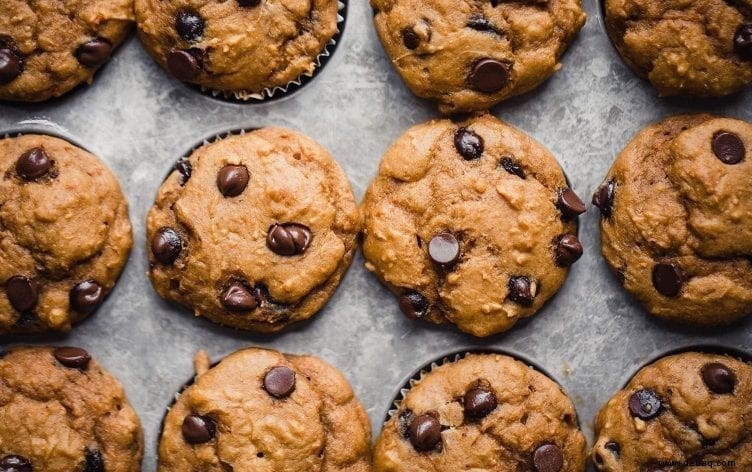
[
  {"left": 0, "top": 0, "right": 133, "bottom": 102},
  {"left": 605, "top": 0, "right": 752, "bottom": 97},
  {"left": 593, "top": 351, "right": 752, "bottom": 471},
  {"left": 158, "top": 347, "right": 372, "bottom": 472},
  {"left": 146, "top": 128, "right": 360, "bottom": 332},
  {"left": 0, "top": 134, "right": 133, "bottom": 334},
  {"left": 371, "top": 0, "right": 586, "bottom": 113},
  {"left": 134, "top": 0, "right": 340, "bottom": 97},
  {"left": 361, "top": 114, "right": 585, "bottom": 337},
  {"left": 374, "top": 353, "right": 587, "bottom": 472},
  {"left": 0, "top": 345, "right": 143, "bottom": 472},
  {"left": 593, "top": 114, "right": 752, "bottom": 325}
]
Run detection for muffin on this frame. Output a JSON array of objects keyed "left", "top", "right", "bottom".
[
  {"left": 604, "top": 0, "right": 752, "bottom": 97},
  {"left": 371, "top": 0, "right": 586, "bottom": 113},
  {"left": 158, "top": 347, "right": 371, "bottom": 471},
  {"left": 593, "top": 114, "right": 752, "bottom": 325},
  {"left": 593, "top": 351, "right": 752, "bottom": 470},
  {"left": 0, "top": 346, "right": 143, "bottom": 471},
  {"left": 146, "top": 128, "right": 360, "bottom": 332},
  {"left": 0, "top": 0, "right": 133, "bottom": 102},
  {"left": 361, "top": 114, "right": 585, "bottom": 337},
  {"left": 374, "top": 353, "right": 587, "bottom": 471},
  {"left": 0, "top": 134, "right": 133, "bottom": 334},
  {"left": 135, "top": 0, "right": 341, "bottom": 99}
]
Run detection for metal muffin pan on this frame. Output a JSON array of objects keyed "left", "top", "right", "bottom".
[{"left": 1, "top": 0, "right": 752, "bottom": 470}]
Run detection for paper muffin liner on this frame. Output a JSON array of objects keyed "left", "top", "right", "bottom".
[
  {"left": 383, "top": 349, "right": 568, "bottom": 425},
  {"left": 199, "top": 0, "right": 347, "bottom": 103}
]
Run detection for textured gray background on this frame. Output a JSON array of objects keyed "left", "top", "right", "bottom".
[{"left": 1, "top": 0, "right": 751, "bottom": 469}]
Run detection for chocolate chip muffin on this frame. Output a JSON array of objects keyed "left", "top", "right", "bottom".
[
  {"left": 0, "top": 134, "right": 133, "bottom": 334},
  {"left": 593, "top": 351, "right": 752, "bottom": 470},
  {"left": 371, "top": 0, "right": 586, "bottom": 113},
  {"left": 593, "top": 114, "right": 752, "bottom": 326},
  {"left": 374, "top": 353, "right": 587, "bottom": 471},
  {"left": 147, "top": 128, "right": 360, "bottom": 332},
  {"left": 0, "top": 346, "right": 144, "bottom": 471},
  {"left": 158, "top": 347, "right": 371, "bottom": 471},
  {"left": 0, "top": 0, "right": 133, "bottom": 102},
  {"left": 135, "top": 0, "right": 340, "bottom": 99},
  {"left": 361, "top": 114, "right": 585, "bottom": 337},
  {"left": 604, "top": 0, "right": 752, "bottom": 97}
]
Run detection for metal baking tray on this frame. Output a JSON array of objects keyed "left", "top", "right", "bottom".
[{"left": 2, "top": 1, "right": 751, "bottom": 470}]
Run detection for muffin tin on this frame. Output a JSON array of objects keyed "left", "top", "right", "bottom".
[{"left": 1, "top": 1, "right": 751, "bottom": 470}]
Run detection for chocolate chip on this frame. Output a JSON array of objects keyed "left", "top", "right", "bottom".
[
  {"left": 221, "top": 281, "right": 258, "bottom": 311},
  {"left": 398, "top": 291, "right": 429, "bottom": 320},
  {"left": 238, "top": 0, "right": 262, "bottom": 5},
  {"left": 263, "top": 366, "right": 296, "bottom": 398},
  {"left": 652, "top": 262, "right": 683, "bottom": 297},
  {"left": 428, "top": 232, "right": 460, "bottom": 265},
  {"left": 702, "top": 362, "right": 736, "bottom": 394},
  {"left": 592, "top": 179, "right": 616, "bottom": 217},
  {"left": 84, "top": 449, "right": 104, "bottom": 472},
  {"left": 454, "top": 128, "right": 484, "bottom": 160},
  {"left": 467, "top": 17, "right": 502, "bottom": 35},
  {"left": 628, "top": 389, "right": 662, "bottom": 420},
  {"left": 70, "top": 280, "right": 104, "bottom": 314},
  {"left": 408, "top": 413, "right": 442, "bottom": 451},
  {"left": 266, "top": 223, "right": 312, "bottom": 256},
  {"left": 16, "top": 147, "right": 51, "bottom": 181},
  {"left": 5, "top": 276, "right": 38, "bottom": 313},
  {"left": 175, "top": 158, "right": 192, "bottom": 185},
  {"left": 464, "top": 386, "right": 498, "bottom": 418},
  {"left": 152, "top": 227, "right": 182, "bottom": 265},
  {"left": 712, "top": 132, "right": 745, "bottom": 165},
  {"left": 734, "top": 24, "right": 752, "bottom": 60},
  {"left": 532, "top": 444, "right": 563, "bottom": 472},
  {"left": 182, "top": 414, "right": 216, "bottom": 444},
  {"left": 217, "top": 165, "right": 249, "bottom": 197},
  {"left": 500, "top": 156, "right": 525, "bottom": 178},
  {"left": 0, "top": 455, "right": 31, "bottom": 472},
  {"left": 604, "top": 441, "right": 620, "bottom": 458},
  {"left": 75, "top": 38, "right": 112, "bottom": 68},
  {"left": 402, "top": 27, "right": 421, "bottom": 50},
  {"left": 176, "top": 11, "right": 205, "bottom": 42},
  {"left": 557, "top": 188, "right": 586, "bottom": 219},
  {"left": 508, "top": 276, "right": 536, "bottom": 306},
  {"left": 167, "top": 49, "right": 201, "bottom": 82},
  {"left": 0, "top": 48, "right": 22, "bottom": 84},
  {"left": 53, "top": 346, "right": 91, "bottom": 370},
  {"left": 469, "top": 59, "right": 510, "bottom": 93},
  {"left": 554, "top": 234, "right": 583, "bottom": 267}
]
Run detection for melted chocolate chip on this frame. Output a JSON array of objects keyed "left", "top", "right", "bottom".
[
  {"left": 267, "top": 223, "right": 312, "bottom": 256},
  {"left": 16, "top": 148, "right": 51, "bottom": 180},
  {"left": 628, "top": 389, "right": 662, "bottom": 420},
  {"left": 217, "top": 165, "right": 250, "bottom": 197},
  {"left": 464, "top": 386, "right": 498, "bottom": 418},
  {"left": 263, "top": 366, "right": 296, "bottom": 398},
  {"left": 0, "top": 48, "right": 22, "bottom": 84},
  {"left": 408, "top": 413, "right": 442, "bottom": 451},
  {"left": 175, "top": 11, "right": 205, "bottom": 42},
  {"left": 734, "top": 24, "right": 752, "bottom": 60},
  {"left": 5, "top": 275, "right": 38, "bottom": 313},
  {"left": 454, "top": 128, "right": 484, "bottom": 160},
  {"left": 402, "top": 27, "right": 421, "bottom": 50},
  {"left": 75, "top": 39, "right": 112, "bottom": 68},
  {"left": 167, "top": 49, "right": 201, "bottom": 81},
  {"left": 152, "top": 227, "right": 182, "bottom": 265},
  {"left": 592, "top": 179, "right": 616, "bottom": 217},
  {"left": 182, "top": 414, "right": 216, "bottom": 444},
  {"left": 0, "top": 455, "right": 32, "bottom": 472},
  {"left": 554, "top": 234, "right": 583, "bottom": 267},
  {"left": 84, "top": 449, "right": 104, "bottom": 472},
  {"left": 175, "top": 158, "right": 192, "bottom": 185},
  {"left": 428, "top": 232, "right": 460, "bottom": 265},
  {"left": 508, "top": 276, "right": 536, "bottom": 305},
  {"left": 702, "top": 362, "right": 736, "bottom": 394},
  {"left": 604, "top": 441, "right": 620, "bottom": 458},
  {"left": 469, "top": 59, "right": 511, "bottom": 93},
  {"left": 712, "top": 132, "right": 745, "bottom": 165},
  {"left": 398, "top": 291, "right": 429, "bottom": 320},
  {"left": 221, "top": 281, "right": 258, "bottom": 311},
  {"left": 500, "top": 156, "right": 525, "bottom": 178},
  {"left": 467, "top": 17, "right": 502, "bottom": 35},
  {"left": 557, "top": 187, "right": 586, "bottom": 219},
  {"left": 53, "top": 346, "right": 91, "bottom": 370},
  {"left": 238, "top": 0, "right": 262, "bottom": 5},
  {"left": 532, "top": 444, "right": 564, "bottom": 472},
  {"left": 70, "top": 280, "right": 104, "bottom": 314},
  {"left": 652, "top": 262, "right": 683, "bottom": 297}
]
